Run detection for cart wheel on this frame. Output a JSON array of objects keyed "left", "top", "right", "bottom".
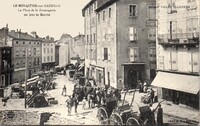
[
  {"left": 126, "top": 117, "right": 140, "bottom": 126},
  {"left": 110, "top": 113, "right": 123, "bottom": 125},
  {"left": 96, "top": 107, "right": 108, "bottom": 125}
]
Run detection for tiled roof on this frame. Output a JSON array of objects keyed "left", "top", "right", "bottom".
[{"left": 8, "top": 31, "right": 41, "bottom": 41}]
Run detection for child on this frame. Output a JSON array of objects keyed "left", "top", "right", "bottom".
[{"left": 82, "top": 97, "right": 86, "bottom": 110}]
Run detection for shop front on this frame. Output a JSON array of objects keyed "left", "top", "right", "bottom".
[{"left": 152, "top": 71, "right": 199, "bottom": 109}]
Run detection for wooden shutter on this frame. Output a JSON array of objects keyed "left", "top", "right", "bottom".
[
  {"left": 192, "top": 52, "right": 199, "bottom": 73},
  {"left": 108, "top": 47, "right": 111, "bottom": 61},
  {"left": 129, "top": 27, "right": 134, "bottom": 41},
  {"left": 171, "top": 51, "right": 178, "bottom": 70},
  {"left": 134, "top": 27, "right": 138, "bottom": 40},
  {"left": 129, "top": 48, "right": 134, "bottom": 62},
  {"left": 102, "top": 48, "right": 104, "bottom": 60},
  {"left": 134, "top": 48, "right": 138, "bottom": 61},
  {"left": 188, "top": 52, "right": 192, "bottom": 72}
]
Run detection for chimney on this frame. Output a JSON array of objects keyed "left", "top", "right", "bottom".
[
  {"left": 50, "top": 37, "right": 54, "bottom": 41},
  {"left": 46, "top": 35, "right": 49, "bottom": 40},
  {"left": 31, "top": 31, "right": 37, "bottom": 38},
  {"left": 17, "top": 29, "right": 21, "bottom": 38}
]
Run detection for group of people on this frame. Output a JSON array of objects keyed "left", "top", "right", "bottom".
[
  {"left": 64, "top": 82, "right": 122, "bottom": 116},
  {"left": 139, "top": 81, "right": 158, "bottom": 104}
]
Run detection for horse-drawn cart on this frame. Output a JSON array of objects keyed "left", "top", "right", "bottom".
[{"left": 96, "top": 89, "right": 155, "bottom": 126}]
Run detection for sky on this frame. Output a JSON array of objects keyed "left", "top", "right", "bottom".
[{"left": 0, "top": 0, "right": 90, "bottom": 40}]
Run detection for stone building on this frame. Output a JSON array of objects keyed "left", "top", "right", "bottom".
[
  {"left": 71, "top": 34, "right": 85, "bottom": 59},
  {"left": 55, "top": 44, "right": 60, "bottom": 66},
  {"left": 152, "top": 0, "right": 199, "bottom": 109},
  {"left": 41, "top": 36, "right": 56, "bottom": 70},
  {"left": 56, "top": 34, "right": 72, "bottom": 67},
  {"left": 82, "top": 0, "right": 156, "bottom": 89},
  {"left": 6, "top": 30, "right": 42, "bottom": 83}
]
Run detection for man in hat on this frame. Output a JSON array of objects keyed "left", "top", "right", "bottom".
[{"left": 157, "top": 103, "right": 163, "bottom": 126}]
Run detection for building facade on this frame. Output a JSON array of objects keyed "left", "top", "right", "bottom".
[
  {"left": 55, "top": 44, "right": 60, "bottom": 66},
  {"left": 42, "top": 36, "right": 56, "bottom": 71},
  {"left": 83, "top": 0, "right": 156, "bottom": 89},
  {"left": 71, "top": 34, "right": 85, "bottom": 59},
  {"left": 152, "top": 0, "right": 199, "bottom": 109},
  {"left": 82, "top": 0, "right": 98, "bottom": 81},
  {"left": 7, "top": 30, "right": 42, "bottom": 83},
  {"left": 0, "top": 27, "right": 13, "bottom": 87},
  {"left": 56, "top": 34, "right": 72, "bottom": 67}
]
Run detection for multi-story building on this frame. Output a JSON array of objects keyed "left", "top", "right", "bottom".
[
  {"left": 4, "top": 30, "right": 42, "bottom": 83},
  {"left": 82, "top": 0, "right": 98, "bottom": 80},
  {"left": 71, "top": 34, "right": 85, "bottom": 59},
  {"left": 56, "top": 34, "right": 72, "bottom": 66},
  {"left": 55, "top": 44, "right": 60, "bottom": 66},
  {"left": 152, "top": 0, "right": 199, "bottom": 109},
  {"left": 82, "top": 0, "right": 156, "bottom": 89},
  {"left": 0, "top": 27, "right": 13, "bottom": 86},
  {"left": 42, "top": 36, "right": 55, "bottom": 70}
]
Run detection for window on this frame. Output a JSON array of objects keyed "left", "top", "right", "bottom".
[
  {"left": 22, "top": 48, "right": 25, "bottom": 57},
  {"left": 47, "top": 48, "right": 49, "bottom": 53},
  {"left": 103, "top": 48, "right": 108, "bottom": 60},
  {"left": 16, "top": 41, "right": 18, "bottom": 44},
  {"left": 34, "top": 48, "right": 36, "bottom": 55},
  {"left": 167, "top": 51, "right": 178, "bottom": 70},
  {"left": 37, "top": 42, "right": 39, "bottom": 45},
  {"left": 51, "top": 56, "right": 53, "bottom": 61},
  {"left": 129, "top": 26, "right": 138, "bottom": 41},
  {"left": 149, "top": 48, "right": 156, "bottom": 64},
  {"left": 167, "top": 0, "right": 177, "bottom": 14},
  {"left": 23, "top": 41, "right": 25, "bottom": 44},
  {"left": 188, "top": 52, "right": 199, "bottom": 73},
  {"left": 98, "top": 14, "right": 100, "bottom": 23},
  {"left": 103, "top": 11, "right": 105, "bottom": 21},
  {"left": 90, "top": 34, "right": 92, "bottom": 44},
  {"left": 186, "top": 18, "right": 198, "bottom": 33},
  {"left": 29, "top": 42, "right": 31, "bottom": 44},
  {"left": 34, "top": 42, "right": 36, "bottom": 44},
  {"left": 168, "top": 21, "right": 177, "bottom": 39},
  {"left": 51, "top": 48, "right": 53, "bottom": 53},
  {"left": 15, "top": 50, "right": 19, "bottom": 57},
  {"left": 129, "top": 5, "right": 137, "bottom": 16},
  {"left": 147, "top": 6, "right": 156, "bottom": 19},
  {"left": 93, "top": 33, "right": 96, "bottom": 43},
  {"left": 28, "top": 48, "right": 32, "bottom": 56},
  {"left": 109, "top": 8, "right": 111, "bottom": 18},
  {"left": 129, "top": 48, "right": 139, "bottom": 62},
  {"left": 148, "top": 28, "right": 156, "bottom": 41}
]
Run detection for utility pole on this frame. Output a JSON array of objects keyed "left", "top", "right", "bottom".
[{"left": 24, "top": 48, "right": 28, "bottom": 108}]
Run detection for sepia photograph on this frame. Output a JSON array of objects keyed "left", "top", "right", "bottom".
[{"left": 0, "top": 0, "right": 199, "bottom": 125}]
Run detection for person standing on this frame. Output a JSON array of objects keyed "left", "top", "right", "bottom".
[
  {"left": 62, "top": 85, "right": 67, "bottom": 96},
  {"left": 66, "top": 96, "right": 73, "bottom": 116},
  {"left": 157, "top": 103, "right": 163, "bottom": 126},
  {"left": 74, "top": 94, "right": 79, "bottom": 113},
  {"left": 150, "top": 88, "right": 155, "bottom": 104},
  {"left": 82, "top": 97, "right": 86, "bottom": 110}
]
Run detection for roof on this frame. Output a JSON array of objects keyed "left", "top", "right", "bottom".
[
  {"left": 82, "top": 0, "right": 96, "bottom": 17},
  {"left": 8, "top": 31, "right": 41, "bottom": 41},
  {"left": 151, "top": 71, "right": 199, "bottom": 94},
  {"left": 95, "top": 0, "right": 118, "bottom": 13}
]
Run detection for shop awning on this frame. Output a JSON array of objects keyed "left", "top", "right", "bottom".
[{"left": 151, "top": 72, "right": 199, "bottom": 94}]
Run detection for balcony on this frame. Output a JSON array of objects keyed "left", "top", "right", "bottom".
[{"left": 158, "top": 33, "right": 199, "bottom": 47}]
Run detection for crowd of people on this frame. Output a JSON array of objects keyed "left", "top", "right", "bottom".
[{"left": 64, "top": 81, "right": 122, "bottom": 116}]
